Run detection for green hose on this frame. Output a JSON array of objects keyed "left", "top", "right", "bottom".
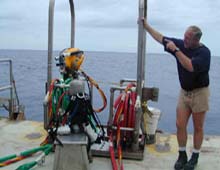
[
  {"left": 0, "top": 154, "right": 16, "bottom": 163},
  {"left": 15, "top": 144, "right": 52, "bottom": 170},
  {"left": 16, "top": 161, "right": 37, "bottom": 170},
  {"left": 50, "top": 78, "right": 72, "bottom": 122},
  {"left": 20, "top": 144, "right": 51, "bottom": 157}
]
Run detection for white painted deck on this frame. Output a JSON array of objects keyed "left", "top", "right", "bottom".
[{"left": 0, "top": 118, "right": 220, "bottom": 170}]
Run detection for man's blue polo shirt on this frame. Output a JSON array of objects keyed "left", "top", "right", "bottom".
[{"left": 162, "top": 37, "right": 211, "bottom": 91}]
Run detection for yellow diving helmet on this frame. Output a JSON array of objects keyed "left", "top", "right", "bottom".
[{"left": 62, "top": 48, "right": 85, "bottom": 71}]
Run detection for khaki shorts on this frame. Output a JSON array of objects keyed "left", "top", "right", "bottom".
[{"left": 177, "top": 87, "right": 210, "bottom": 113}]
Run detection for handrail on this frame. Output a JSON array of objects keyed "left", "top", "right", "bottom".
[
  {"left": 0, "top": 85, "right": 12, "bottom": 92},
  {"left": 0, "top": 59, "right": 14, "bottom": 118}
]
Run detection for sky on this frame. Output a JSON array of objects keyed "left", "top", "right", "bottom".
[{"left": 0, "top": 0, "right": 219, "bottom": 56}]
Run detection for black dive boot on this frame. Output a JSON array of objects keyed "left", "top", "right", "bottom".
[
  {"left": 174, "top": 151, "right": 188, "bottom": 170},
  {"left": 184, "top": 153, "right": 199, "bottom": 170}
]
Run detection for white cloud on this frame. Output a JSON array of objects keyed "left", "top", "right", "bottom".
[{"left": 0, "top": 0, "right": 219, "bottom": 55}]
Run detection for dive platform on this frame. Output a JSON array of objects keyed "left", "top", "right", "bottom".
[{"left": 1, "top": 118, "right": 219, "bottom": 170}]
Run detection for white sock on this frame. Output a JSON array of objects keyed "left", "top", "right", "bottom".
[
  {"left": 192, "top": 148, "right": 200, "bottom": 153},
  {"left": 179, "top": 147, "right": 186, "bottom": 152}
]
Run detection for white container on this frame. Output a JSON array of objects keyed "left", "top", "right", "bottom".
[
  {"left": 83, "top": 123, "right": 98, "bottom": 143},
  {"left": 145, "top": 107, "right": 161, "bottom": 135}
]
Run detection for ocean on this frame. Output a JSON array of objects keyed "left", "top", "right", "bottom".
[{"left": 0, "top": 49, "right": 219, "bottom": 135}]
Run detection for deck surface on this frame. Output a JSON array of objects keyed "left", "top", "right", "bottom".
[{"left": 0, "top": 118, "right": 219, "bottom": 170}]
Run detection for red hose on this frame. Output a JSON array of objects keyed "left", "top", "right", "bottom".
[
  {"left": 113, "top": 94, "right": 125, "bottom": 125},
  {"left": 109, "top": 134, "right": 118, "bottom": 170},
  {"left": 110, "top": 83, "right": 137, "bottom": 170},
  {"left": 114, "top": 93, "right": 123, "bottom": 109}
]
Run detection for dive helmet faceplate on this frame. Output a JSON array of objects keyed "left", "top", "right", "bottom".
[{"left": 59, "top": 48, "right": 85, "bottom": 71}]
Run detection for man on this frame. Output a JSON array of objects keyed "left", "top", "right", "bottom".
[{"left": 141, "top": 18, "right": 211, "bottom": 170}]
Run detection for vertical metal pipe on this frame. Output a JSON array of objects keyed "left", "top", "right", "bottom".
[
  {"left": 46, "top": 0, "right": 55, "bottom": 129},
  {"left": 136, "top": 0, "right": 147, "bottom": 96},
  {"left": 108, "top": 88, "right": 115, "bottom": 127},
  {"left": 47, "top": 0, "right": 55, "bottom": 90},
  {"left": 132, "top": 0, "right": 147, "bottom": 151},
  {"left": 9, "top": 60, "right": 13, "bottom": 119},
  {"left": 141, "top": 1, "right": 147, "bottom": 86},
  {"left": 69, "top": 0, "right": 75, "bottom": 47},
  {"left": 43, "top": 103, "right": 48, "bottom": 129}
]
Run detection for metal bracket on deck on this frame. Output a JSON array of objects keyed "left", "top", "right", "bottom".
[{"left": 54, "top": 133, "right": 90, "bottom": 170}]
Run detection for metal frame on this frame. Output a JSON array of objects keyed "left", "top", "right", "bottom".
[
  {"left": 45, "top": 0, "right": 75, "bottom": 129},
  {"left": 46, "top": 0, "right": 148, "bottom": 156}
]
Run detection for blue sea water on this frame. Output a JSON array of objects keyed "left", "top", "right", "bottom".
[{"left": 0, "top": 49, "right": 219, "bottom": 135}]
